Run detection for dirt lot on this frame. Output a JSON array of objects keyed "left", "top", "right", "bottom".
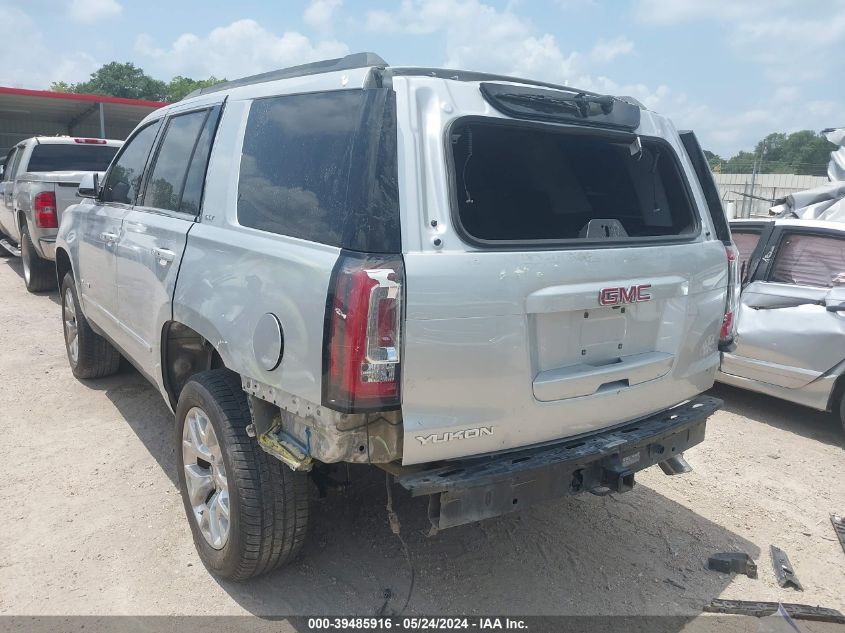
[{"left": 1, "top": 255, "right": 844, "bottom": 625}]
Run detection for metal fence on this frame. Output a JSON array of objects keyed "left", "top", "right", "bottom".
[{"left": 713, "top": 173, "right": 829, "bottom": 218}]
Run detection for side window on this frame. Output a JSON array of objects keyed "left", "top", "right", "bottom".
[
  {"left": 236, "top": 89, "right": 400, "bottom": 252},
  {"left": 2, "top": 149, "right": 16, "bottom": 181},
  {"left": 178, "top": 110, "right": 218, "bottom": 215},
  {"left": 102, "top": 121, "right": 161, "bottom": 205},
  {"left": 770, "top": 233, "right": 845, "bottom": 288},
  {"left": 6, "top": 147, "right": 24, "bottom": 181},
  {"left": 732, "top": 230, "right": 761, "bottom": 274},
  {"left": 142, "top": 109, "right": 213, "bottom": 214}
]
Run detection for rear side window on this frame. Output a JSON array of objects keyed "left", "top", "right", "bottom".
[
  {"left": 142, "top": 108, "right": 215, "bottom": 215},
  {"left": 770, "top": 233, "right": 845, "bottom": 287},
  {"left": 732, "top": 230, "right": 761, "bottom": 273},
  {"left": 27, "top": 144, "right": 118, "bottom": 172},
  {"left": 450, "top": 121, "right": 696, "bottom": 245},
  {"left": 102, "top": 121, "right": 161, "bottom": 205},
  {"left": 237, "top": 89, "right": 400, "bottom": 252}
]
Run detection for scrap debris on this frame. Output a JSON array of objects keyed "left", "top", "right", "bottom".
[
  {"left": 704, "top": 599, "right": 845, "bottom": 625},
  {"left": 771, "top": 545, "right": 803, "bottom": 591},
  {"left": 832, "top": 514, "right": 845, "bottom": 555},
  {"left": 707, "top": 552, "right": 758, "bottom": 578}
]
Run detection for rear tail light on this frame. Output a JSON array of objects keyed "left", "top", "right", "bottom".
[
  {"left": 720, "top": 244, "right": 740, "bottom": 347},
  {"left": 323, "top": 252, "right": 404, "bottom": 413},
  {"left": 34, "top": 191, "right": 58, "bottom": 228},
  {"left": 73, "top": 138, "right": 107, "bottom": 144}
]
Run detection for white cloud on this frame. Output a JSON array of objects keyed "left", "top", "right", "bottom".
[
  {"left": 636, "top": 0, "right": 845, "bottom": 84},
  {"left": 135, "top": 19, "right": 348, "bottom": 79},
  {"left": 589, "top": 36, "right": 634, "bottom": 63},
  {"left": 365, "top": 1, "right": 581, "bottom": 82},
  {"left": 0, "top": 6, "right": 97, "bottom": 88},
  {"left": 67, "top": 0, "right": 122, "bottom": 22},
  {"left": 303, "top": 0, "right": 342, "bottom": 35}
]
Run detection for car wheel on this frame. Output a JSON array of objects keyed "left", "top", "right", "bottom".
[
  {"left": 176, "top": 369, "right": 310, "bottom": 580},
  {"left": 839, "top": 391, "right": 845, "bottom": 435},
  {"left": 60, "top": 272, "right": 121, "bottom": 378},
  {"left": 21, "top": 226, "right": 55, "bottom": 292}
]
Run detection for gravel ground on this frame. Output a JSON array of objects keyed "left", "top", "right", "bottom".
[{"left": 1, "top": 255, "right": 844, "bottom": 626}]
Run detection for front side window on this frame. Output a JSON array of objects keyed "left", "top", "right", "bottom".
[
  {"left": 142, "top": 110, "right": 210, "bottom": 213},
  {"left": 102, "top": 121, "right": 161, "bottom": 205},
  {"left": 450, "top": 121, "right": 696, "bottom": 245},
  {"left": 770, "top": 233, "right": 845, "bottom": 287},
  {"left": 27, "top": 144, "right": 118, "bottom": 172},
  {"left": 237, "top": 89, "right": 400, "bottom": 252}
]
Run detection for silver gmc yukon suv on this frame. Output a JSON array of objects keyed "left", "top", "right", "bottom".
[{"left": 56, "top": 53, "right": 737, "bottom": 580}]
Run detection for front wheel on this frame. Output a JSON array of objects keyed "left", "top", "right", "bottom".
[
  {"left": 60, "top": 272, "right": 121, "bottom": 378},
  {"left": 21, "top": 226, "right": 55, "bottom": 292},
  {"left": 176, "top": 369, "right": 310, "bottom": 580},
  {"left": 839, "top": 391, "right": 845, "bottom": 435}
]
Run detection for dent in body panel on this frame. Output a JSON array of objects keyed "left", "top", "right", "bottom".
[{"left": 174, "top": 223, "right": 338, "bottom": 406}]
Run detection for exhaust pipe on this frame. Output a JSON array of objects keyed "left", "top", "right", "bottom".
[{"left": 659, "top": 453, "right": 692, "bottom": 475}]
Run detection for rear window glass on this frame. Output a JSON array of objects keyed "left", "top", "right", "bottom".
[
  {"left": 237, "top": 89, "right": 400, "bottom": 253},
  {"left": 770, "top": 233, "right": 845, "bottom": 287},
  {"left": 732, "top": 231, "right": 761, "bottom": 272},
  {"left": 27, "top": 143, "right": 118, "bottom": 172},
  {"left": 450, "top": 121, "right": 696, "bottom": 245}
]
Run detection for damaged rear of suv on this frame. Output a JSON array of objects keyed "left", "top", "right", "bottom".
[{"left": 56, "top": 53, "right": 733, "bottom": 580}]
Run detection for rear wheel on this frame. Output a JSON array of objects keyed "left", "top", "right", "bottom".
[
  {"left": 21, "top": 226, "right": 55, "bottom": 292},
  {"left": 60, "top": 272, "right": 121, "bottom": 378},
  {"left": 176, "top": 369, "right": 310, "bottom": 580}
]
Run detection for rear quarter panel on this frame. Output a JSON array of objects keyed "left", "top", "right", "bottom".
[{"left": 172, "top": 98, "right": 340, "bottom": 405}]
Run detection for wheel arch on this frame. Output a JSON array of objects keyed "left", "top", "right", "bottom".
[
  {"left": 161, "top": 319, "right": 230, "bottom": 410},
  {"left": 55, "top": 246, "right": 72, "bottom": 287}
]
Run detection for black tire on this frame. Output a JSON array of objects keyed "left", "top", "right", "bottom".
[
  {"left": 839, "top": 391, "right": 845, "bottom": 435},
  {"left": 60, "top": 272, "right": 121, "bottom": 379},
  {"left": 21, "top": 226, "right": 56, "bottom": 292},
  {"left": 176, "top": 369, "right": 310, "bottom": 580}
]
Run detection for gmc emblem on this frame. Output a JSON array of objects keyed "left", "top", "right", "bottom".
[{"left": 599, "top": 284, "right": 652, "bottom": 306}]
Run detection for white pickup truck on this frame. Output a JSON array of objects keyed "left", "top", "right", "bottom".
[{"left": 0, "top": 136, "right": 122, "bottom": 291}]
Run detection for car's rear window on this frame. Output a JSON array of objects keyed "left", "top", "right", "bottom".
[
  {"left": 27, "top": 144, "right": 118, "bottom": 172},
  {"left": 732, "top": 230, "right": 761, "bottom": 272},
  {"left": 450, "top": 121, "right": 697, "bottom": 245},
  {"left": 237, "top": 88, "right": 400, "bottom": 253}
]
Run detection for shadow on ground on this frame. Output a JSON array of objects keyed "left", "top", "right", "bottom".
[
  {"left": 79, "top": 364, "right": 759, "bottom": 623},
  {"left": 709, "top": 383, "right": 843, "bottom": 448}
]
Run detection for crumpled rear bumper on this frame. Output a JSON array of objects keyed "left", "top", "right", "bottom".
[{"left": 395, "top": 395, "right": 721, "bottom": 529}]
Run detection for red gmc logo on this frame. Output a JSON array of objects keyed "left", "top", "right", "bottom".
[{"left": 599, "top": 284, "right": 652, "bottom": 306}]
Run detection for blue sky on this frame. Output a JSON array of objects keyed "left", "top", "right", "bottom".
[{"left": 2, "top": 0, "right": 844, "bottom": 156}]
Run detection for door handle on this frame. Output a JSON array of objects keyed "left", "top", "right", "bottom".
[
  {"left": 151, "top": 247, "right": 175, "bottom": 263},
  {"left": 99, "top": 231, "right": 118, "bottom": 243}
]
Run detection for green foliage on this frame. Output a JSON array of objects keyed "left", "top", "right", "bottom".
[
  {"left": 52, "top": 62, "right": 224, "bottom": 103},
  {"left": 165, "top": 76, "right": 226, "bottom": 102},
  {"left": 72, "top": 62, "right": 167, "bottom": 101},
  {"left": 709, "top": 131, "right": 836, "bottom": 176}
]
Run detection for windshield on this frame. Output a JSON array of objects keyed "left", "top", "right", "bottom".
[{"left": 26, "top": 143, "right": 119, "bottom": 172}]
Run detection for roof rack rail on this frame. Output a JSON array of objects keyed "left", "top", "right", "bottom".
[{"left": 183, "top": 52, "right": 389, "bottom": 100}]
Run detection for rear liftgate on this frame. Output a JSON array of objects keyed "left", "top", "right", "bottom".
[{"left": 395, "top": 396, "right": 720, "bottom": 530}]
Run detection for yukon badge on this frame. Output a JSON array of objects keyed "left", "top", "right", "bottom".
[
  {"left": 416, "top": 427, "right": 494, "bottom": 445},
  {"left": 599, "top": 284, "right": 652, "bottom": 306}
]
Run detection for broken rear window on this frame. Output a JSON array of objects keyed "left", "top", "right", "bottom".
[{"left": 450, "top": 121, "right": 697, "bottom": 246}]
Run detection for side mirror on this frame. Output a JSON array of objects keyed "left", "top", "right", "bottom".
[{"left": 78, "top": 172, "right": 100, "bottom": 199}]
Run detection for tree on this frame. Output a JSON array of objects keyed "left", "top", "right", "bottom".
[
  {"left": 49, "top": 81, "right": 73, "bottom": 93},
  {"left": 711, "top": 130, "right": 836, "bottom": 176},
  {"left": 166, "top": 75, "right": 226, "bottom": 102},
  {"left": 70, "top": 62, "right": 167, "bottom": 101}
]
